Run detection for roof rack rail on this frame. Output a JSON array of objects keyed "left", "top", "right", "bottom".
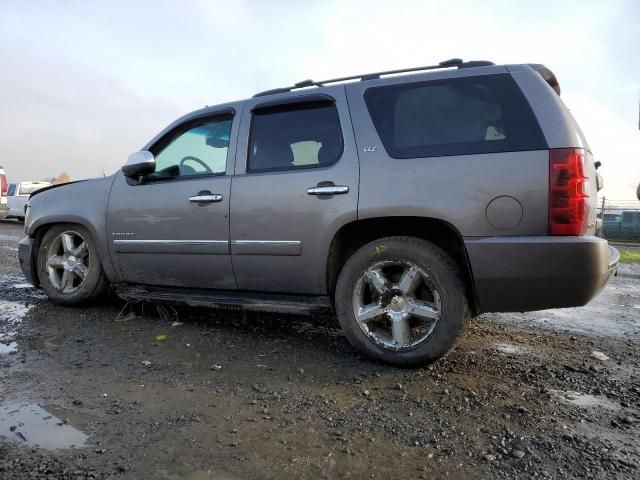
[{"left": 253, "top": 59, "right": 494, "bottom": 97}]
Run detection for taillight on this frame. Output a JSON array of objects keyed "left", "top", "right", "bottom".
[
  {"left": 0, "top": 175, "right": 7, "bottom": 197},
  {"left": 549, "top": 148, "right": 589, "bottom": 236}
]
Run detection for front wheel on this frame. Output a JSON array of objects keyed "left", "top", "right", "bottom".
[
  {"left": 335, "top": 236, "right": 468, "bottom": 367},
  {"left": 37, "top": 224, "right": 109, "bottom": 306}
]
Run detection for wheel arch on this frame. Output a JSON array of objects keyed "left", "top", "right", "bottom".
[
  {"left": 326, "top": 216, "right": 478, "bottom": 315},
  {"left": 29, "top": 218, "right": 118, "bottom": 286}
]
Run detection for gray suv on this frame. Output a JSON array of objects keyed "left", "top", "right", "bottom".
[{"left": 18, "top": 59, "right": 618, "bottom": 366}]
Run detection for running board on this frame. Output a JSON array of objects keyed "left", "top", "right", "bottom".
[{"left": 114, "top": 285, "right": 332, "bottom": 315}]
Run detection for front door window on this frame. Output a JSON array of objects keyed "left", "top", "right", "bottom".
[{"left": 147, "top": 115, "right": 233, "bottom": 180}]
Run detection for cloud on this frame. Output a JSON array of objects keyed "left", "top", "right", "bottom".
[
  {"left": 0, "top": 0, "right": 638, "bottom": 199},
  {"left": 0, "top": 45, "right": 186, "bottom": 181}
]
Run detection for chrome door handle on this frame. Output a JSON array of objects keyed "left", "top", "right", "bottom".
[
  {"left": 306, "top": 185, "right": 349, "bottom": 195},
  {"left": 189, "top": 194, "right": 223, "bottom": 203}
]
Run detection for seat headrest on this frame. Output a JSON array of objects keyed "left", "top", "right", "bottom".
[{"left": 251, "top": 140, "right": 294, "bottom": 170}]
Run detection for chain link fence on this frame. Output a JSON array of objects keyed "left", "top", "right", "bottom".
[{"left": 597, "top": 198, "right": 640, "bottom": 245}]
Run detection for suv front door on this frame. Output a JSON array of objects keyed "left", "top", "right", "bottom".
[
  {"left": 230, "top": 88, "right": 359, "bottom": 294},
  {"left": 107, "top": 107, "right": 241, "bottom": 289}
]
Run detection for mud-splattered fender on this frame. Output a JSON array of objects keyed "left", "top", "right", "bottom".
[{"left": 24, "top": 175, "right": 121, "bottom": 283}]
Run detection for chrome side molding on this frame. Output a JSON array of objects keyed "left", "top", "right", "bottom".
[
  {"left": 231, "top": 240, "right": 302, "bottom": 256},
  {"left": 112, "top": 239, "right": 302, "bottom": 256}
]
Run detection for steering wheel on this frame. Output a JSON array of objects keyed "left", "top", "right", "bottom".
[{"left": 179, "top": 156, "right": 212, "bottom": 174}]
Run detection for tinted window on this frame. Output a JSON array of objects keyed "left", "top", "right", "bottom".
[
  {"left": 7, "top": 184, "right": 16, "bottom": 196},
  {"left": 148, "top": 115, "right": 233, "bottom": 180},
  {"left": 248, "top": 102, "right": 343, "bottom": 172},
  {"left": 364, "top": 74, "right": 547, "bottom": 159}
]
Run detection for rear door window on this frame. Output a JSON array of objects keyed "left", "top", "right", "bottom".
[
  {"left": 247, "top": 101, "right": 344, "bottom": 172},
  {"left": 364, "top": 73, "right": 547, "bottom": 159}
]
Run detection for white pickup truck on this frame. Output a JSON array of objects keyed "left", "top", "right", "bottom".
[{"left": 7, "top": 181, "right": 51, "bottom": 220}]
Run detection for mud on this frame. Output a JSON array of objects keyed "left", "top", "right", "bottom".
[{"left": 0, "top": 220, "right": 639, "bottom": 479}]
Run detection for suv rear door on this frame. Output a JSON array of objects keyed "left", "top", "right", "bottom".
[{"left": 229, "top": 88, "right": 359, "bottom": 294}]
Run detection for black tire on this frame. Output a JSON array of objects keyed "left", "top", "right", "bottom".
[
  {"left": 37, "top": 223, "right": 109, "bottom": 306},
  {"left": 335, "top": 236, "right": 468, "bottom": 367}
]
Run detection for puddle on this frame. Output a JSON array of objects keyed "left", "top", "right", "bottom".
[
  {"left": 491, "top": 277, "right": 640, "bottom": 339},
  {"left": 0, "top": 300, "right": 31, "bottom": 326},
  {"left": 494, "top": 342, "right": 529, "bottom": 355},
  {"left": 12, "top": 283, "right": 33, "bottom": 289},
  {"left": 0, "top": 341, "right": 17, "bottom": 355},
  {"left": 0, "top": 245, "right": 18, "bottom": 251},
  {"left": 0, "top": 403, "right": 89, "bottom": 449},
  {"left": 551, "top": 390, "right": 621, "bottom": 411}
]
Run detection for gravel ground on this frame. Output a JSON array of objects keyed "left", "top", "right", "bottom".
[{"left": 1, "top": 220, "right": 639, "bottom": 479}]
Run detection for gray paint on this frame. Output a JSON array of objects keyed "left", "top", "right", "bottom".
[
  {"left": 24, "top": 176, "right": 120, "bottom": 282},
  {"left": 506, "top": 65, "right": 589, "bottom": 150},
  {"left": 105, "top": 101, "right": 244, "bottom": 289},
  {"left": 344, "top": 68, "right": 550, "bottom": 238},
  {"left": 347, "top": 79, "right": 550, "bottom": 237},
  {"left": 112, "top": 239, "right": 229, "bottom": 254},
  {"left": 230, "top": 240, "right": 302, "bottom": 256},
  {"left": 229, "top": 86, "right": 359, "bottom": 294},
  {"left": 465, "top": 236, "right": 615, "bottom": 312},
  {"left": 508, "top": 65, "right": 598, "bottom": 236},
  {"left": 107, "top": 172, "right": 235, "bottom": 289},
  {"left": 19, "top": 63, "right": 614, "bottom": 313},
  {"left": 485, "top": 196, "right": 523, "bottom": 230}
]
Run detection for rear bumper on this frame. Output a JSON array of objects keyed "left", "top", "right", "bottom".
[
  {"left": 18, "top": 235, "right": 38, "bottom": 287},
  {"left": 465, "top": 236, "right": 618, "bottom": 313},
  {"left": 0, "top": 204, "right": 8, "bottom": 220}
]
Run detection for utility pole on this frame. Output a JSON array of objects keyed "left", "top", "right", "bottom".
[{"left": 598, "top": 196, "right": 606, "bottom": 237}]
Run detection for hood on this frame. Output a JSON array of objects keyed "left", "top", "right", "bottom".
[{"left": 29, "top": 177, "right": 108, "bottom": 199}]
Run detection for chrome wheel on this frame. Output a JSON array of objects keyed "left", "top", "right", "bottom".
[
  {"left": 45, "top": 231, "right": 90, "bottom": 294},
  {"left": 352, "top": 260, "right": 441, "bottom": 351}
]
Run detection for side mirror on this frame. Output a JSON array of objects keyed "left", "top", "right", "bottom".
[{"left": 122, "top": 151, "right": 155, "bottom": 178}]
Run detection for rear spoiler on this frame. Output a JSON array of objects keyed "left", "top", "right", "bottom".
[{"left": 528, "top": 64, "right": 561, "bottom": 95}]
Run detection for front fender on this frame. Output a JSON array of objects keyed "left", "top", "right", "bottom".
[{"left": 25, "top": 176, "right": 121, "bottom": 283}]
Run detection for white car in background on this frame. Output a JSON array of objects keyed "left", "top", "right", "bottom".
[
  {"left": 0, "top": 166, "right": 8, "bottom": 220},
  {"left": 7, "top": 181, "right": 51, "bottom": 221}
]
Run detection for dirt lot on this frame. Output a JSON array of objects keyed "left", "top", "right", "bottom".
[{"left": 1, "top": 220, "right": 639, "bottom": 479}]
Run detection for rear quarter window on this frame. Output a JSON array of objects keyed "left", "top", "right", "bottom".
[{"left": 364, "top": 73, "right": 547, "bottom": 159}]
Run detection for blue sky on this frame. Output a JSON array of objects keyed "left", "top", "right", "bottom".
[{"left": 0, "top": 0, "right": 638, "bottom": 199}]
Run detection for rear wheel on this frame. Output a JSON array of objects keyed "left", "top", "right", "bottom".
[
  {"left": 335, "top": 236, "right": 468, "bottom": 366},
  {"left": 37, "top": 224, "right": 108, "bottom": 306}
]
